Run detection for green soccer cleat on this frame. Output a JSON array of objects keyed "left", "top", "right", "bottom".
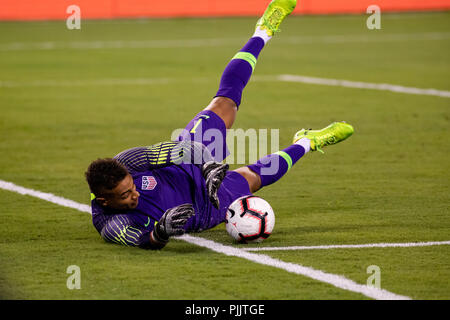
[
  {"left": 256, "top": 0, "right": 297, "bottom": 37},
  {"left": 293, "top": 122, "right": 354, "bottom": 153}
]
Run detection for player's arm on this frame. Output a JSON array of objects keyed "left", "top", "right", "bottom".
[
  {"left": 115, "top": 141, "right": 228, "bottom": 208},
  {"left": 101, "top": 204, "right": 194, "bottom": 250},
  {"left": 114, "top": 140, "right": 213, "bottom": 174},
  {"left": 100, "top": 214, "right": 153, "bottom": 248}
]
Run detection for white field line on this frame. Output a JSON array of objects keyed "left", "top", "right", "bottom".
[
  {"left": 274, "top": 74, "right": 450, "bottom": 98},
  {"left": 178, "top": 234, "right": 410, "bottom": 300},
  {"left": 0, "top": 78, "right": 175, "bottom": 88},
  {"left": 0, "top": 32, "right": 449, "bottom": 51},
  {"left": 0, "top": 38, "right": 245, "bottom": 51},
  {"left": 1, "top": 74, "right": 449, "bottom": 99},
  {"left": 0, "top": 178, "right": 411, "bottom": 300},
  {"left": 0, "top": 180, "right": 91, "bottom": 213},
  {"left": 243, "top": 241, "right": 450, "bottom": 252}
]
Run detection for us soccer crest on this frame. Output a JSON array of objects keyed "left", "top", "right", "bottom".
[{"left": 142, "top": 176, "right": 157, "bottom": 190}]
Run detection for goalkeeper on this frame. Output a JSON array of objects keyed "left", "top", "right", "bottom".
[{"left": 85, "top": 0, "right": 354, "bottom": 250}]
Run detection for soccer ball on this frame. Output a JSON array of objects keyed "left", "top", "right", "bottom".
[{"left": 225, "top": 195, "right": 275, "bottom": 243}]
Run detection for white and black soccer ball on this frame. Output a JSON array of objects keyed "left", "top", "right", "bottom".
[{"left": 225, "top": 195, "right": 275, "bottom": 244}]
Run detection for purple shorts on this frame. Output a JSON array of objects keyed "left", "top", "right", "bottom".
[
  {"left": 177, "top": 110, "right": 230, "bottom": 162},
  {"left": 178, "top": 110, "right": 252, "bottom": 230}
]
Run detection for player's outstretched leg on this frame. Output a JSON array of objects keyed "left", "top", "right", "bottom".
[
  {"left": 205, "top": 0, "right": 297, "bottom": 129},
  {"left": 235, "top": 121, "right": 354, "bottom": 192}
]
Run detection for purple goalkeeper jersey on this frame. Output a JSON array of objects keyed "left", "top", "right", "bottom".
[
  {"left": 90, "top": 111, "right": 251, "bottom": 249},
  {"left": 91, "top": 163, "right": 221, "bottom": 247}
]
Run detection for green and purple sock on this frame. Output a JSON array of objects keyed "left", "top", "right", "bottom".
[
  {"left": 215, "top": 36, "right": 266, "bottom": 107},
  {"left": 248, "top": 138, "right": 311, "bottom": 188}
]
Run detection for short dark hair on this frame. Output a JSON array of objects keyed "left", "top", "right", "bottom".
[{"left": 85, "top": 158, "right": 129, "bottom": 197}]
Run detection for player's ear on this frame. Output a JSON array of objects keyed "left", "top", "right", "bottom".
[{"left": 96, "top": 197, "right": 108, "bottom": 206}]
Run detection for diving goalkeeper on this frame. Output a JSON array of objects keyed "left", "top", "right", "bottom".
[{"left": 85, "top": 0, "right": 354, "bottom": 250}]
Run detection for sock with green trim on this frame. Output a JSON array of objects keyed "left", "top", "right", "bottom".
[
  {"left": 247, "top": 138, "right": 310, "bottom": 188},
  {"left": 215, "top": 37, "right": 265, "bottom": 107}
]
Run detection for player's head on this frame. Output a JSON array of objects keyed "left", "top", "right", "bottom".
[{"left": 85, "top": 158, "right": 140, "bottom": 210}]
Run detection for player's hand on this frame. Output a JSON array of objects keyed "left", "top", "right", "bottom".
[
  {"left": 202, "top": 161, "right": 229, "bottom": 209},
  {"left": 154, "top": 203, "right": 195, "bottom": 241}
]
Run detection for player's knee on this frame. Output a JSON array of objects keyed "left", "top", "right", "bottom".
[
  {"left": 204, "top": 97, "right": 237, "bottom": 129},
  {"left": 233, "top": 167, "right": 261, "bottom": 193}
]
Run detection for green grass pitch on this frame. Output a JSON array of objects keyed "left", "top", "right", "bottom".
[{"left": 0, "top": 12, "right": 449, "bottom": 300}]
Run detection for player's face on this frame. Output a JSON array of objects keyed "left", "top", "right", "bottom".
[{"left": 105, "top": 174, "right": 140, "bottom": 210}]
